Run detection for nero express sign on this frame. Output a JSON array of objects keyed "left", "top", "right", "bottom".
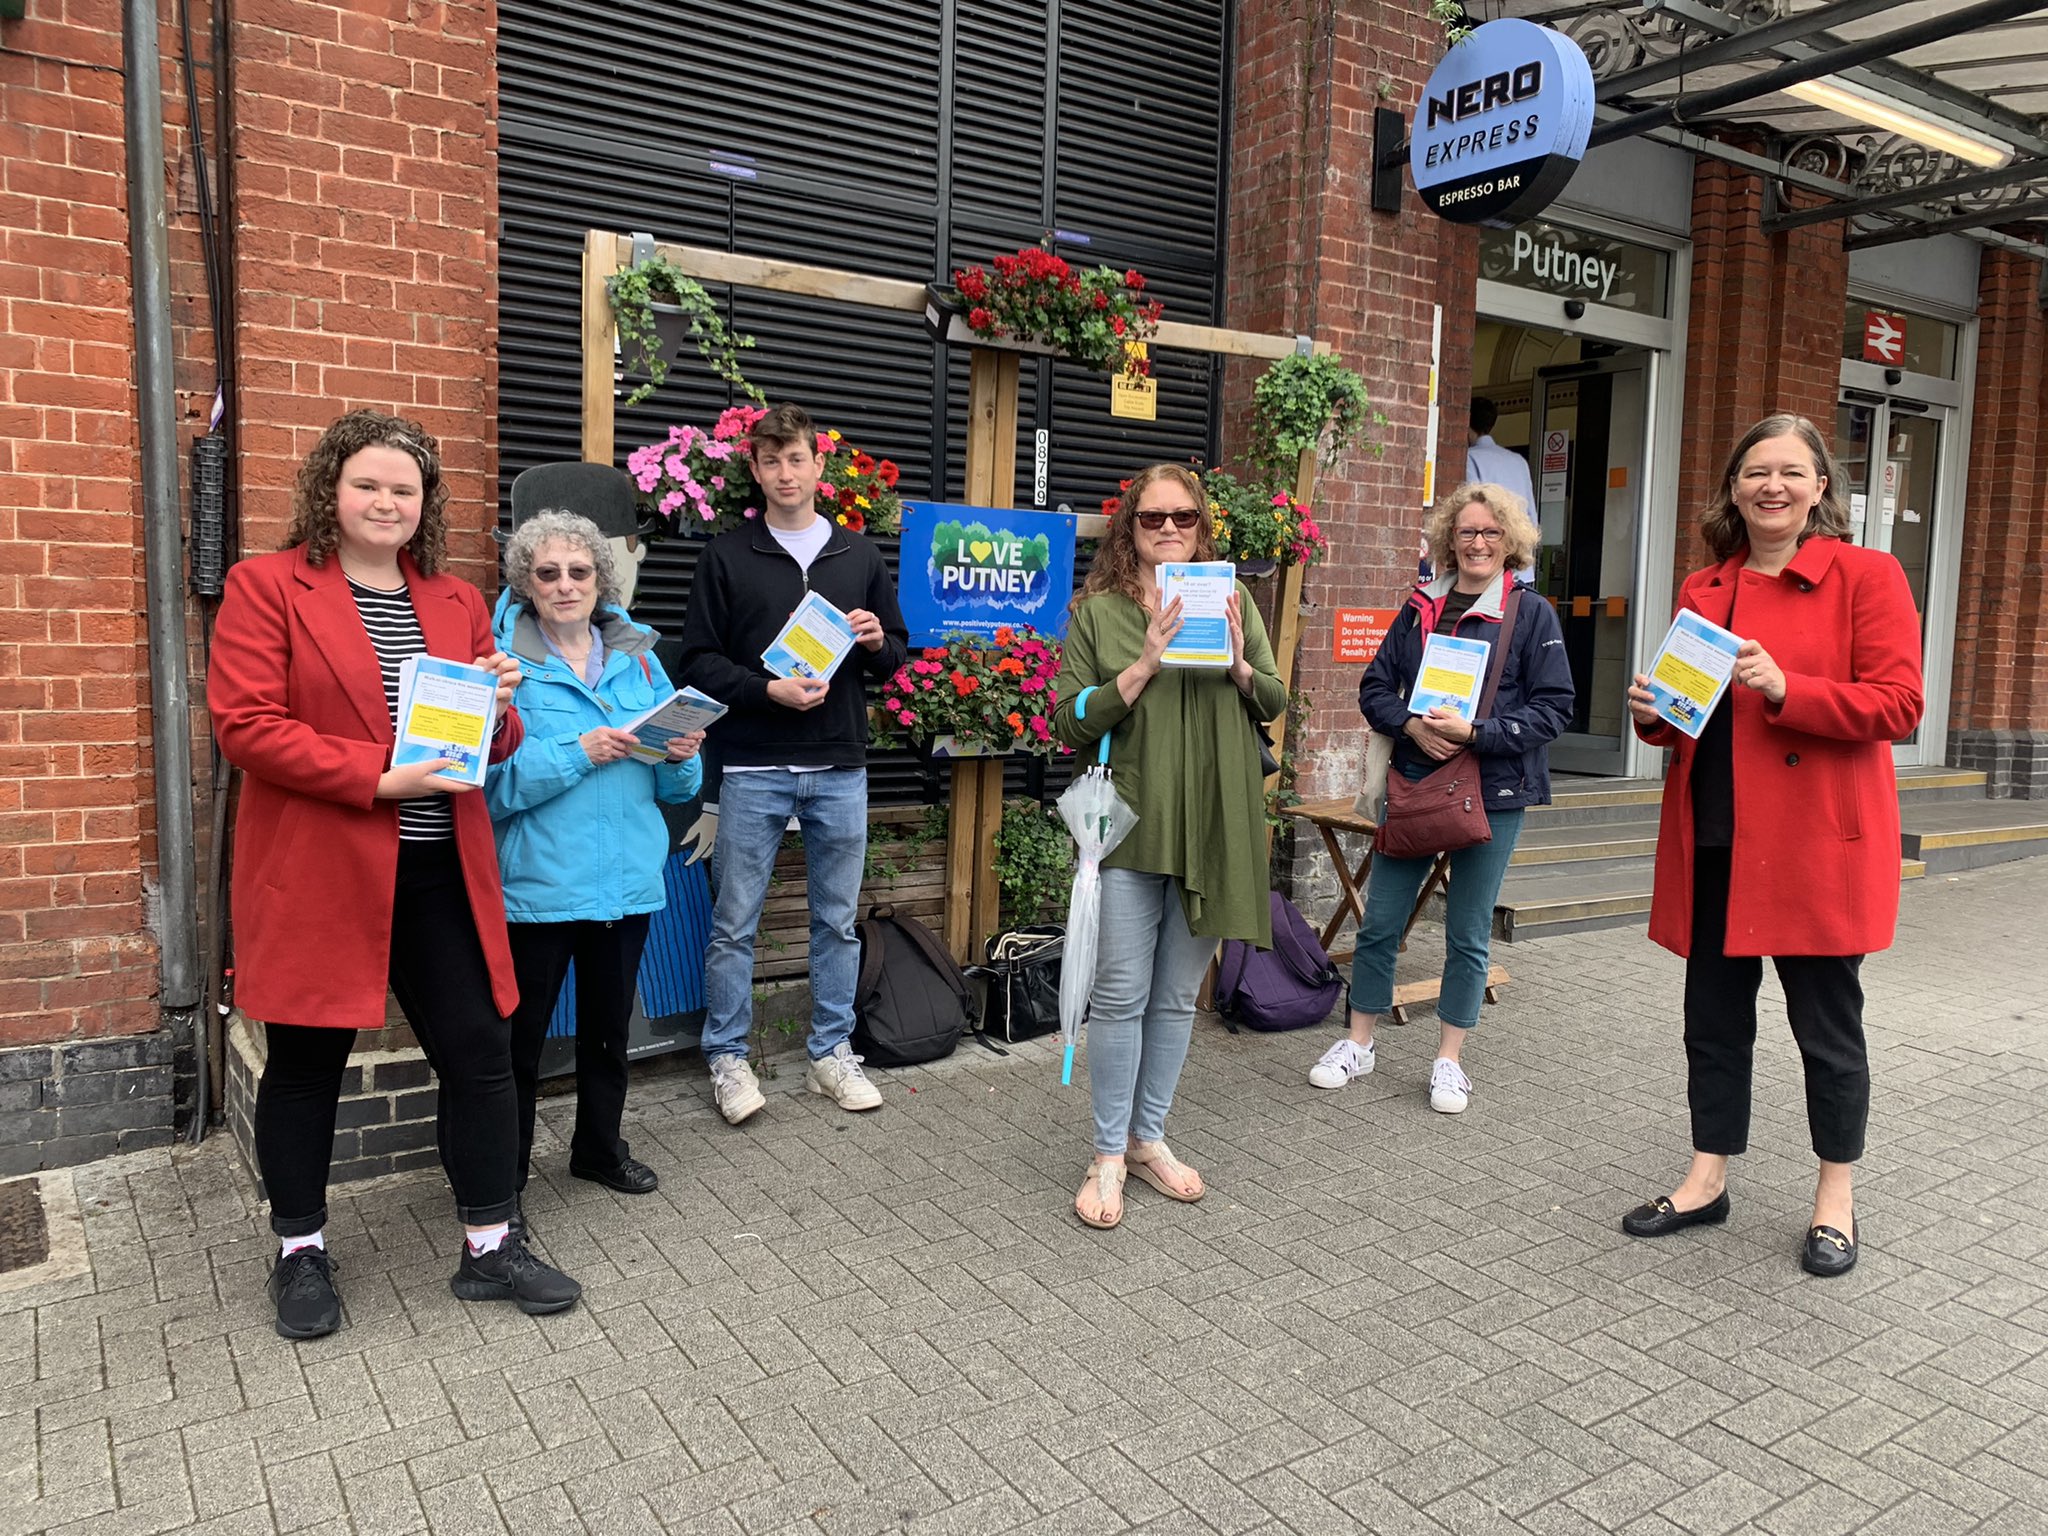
[{"left": 1409, "top": 19, "right": 1595, "bottom": 225}]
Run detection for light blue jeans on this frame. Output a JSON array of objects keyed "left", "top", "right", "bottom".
[
  {"left": 702, "top": 768, "right": 867, "bottom": 1062},
  {"left": 1348, "top": 808, "right": 1524, "bottom": 1030},
  {"left": 1086, "top": 867, "right": 1219, "bottom": 1156}
]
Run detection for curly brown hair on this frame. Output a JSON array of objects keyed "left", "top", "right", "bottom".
[
  {"left": 1075, "top": 463, "right": 1218, "bottom": 610},
  {"left": 285, "top": 409, "right": 450, "bottom": 575}
]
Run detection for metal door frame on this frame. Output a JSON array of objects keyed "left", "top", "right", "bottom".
[{"left": 1530, "top": 352, "right": 1654, "bottom": 777}]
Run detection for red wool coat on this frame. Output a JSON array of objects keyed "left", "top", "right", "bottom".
[
  {"left": 209, "top": 547, "right": 524, "bottom": 1028},
  {"left": 1642, "top": 538, "right": 1924, "bottom": 959}
]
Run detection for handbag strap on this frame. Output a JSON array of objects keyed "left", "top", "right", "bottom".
[{"left": 1474, "top": 586, "right": 1523, "bottom": 721}]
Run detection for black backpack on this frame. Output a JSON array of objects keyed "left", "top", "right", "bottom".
[{"left": 851, "top": 905, "right": 973, "bottom": 1067}]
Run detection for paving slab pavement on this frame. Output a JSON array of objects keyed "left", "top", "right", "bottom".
[{"left": 4, "top": 858, "right": 2045, "bottom": 1535}]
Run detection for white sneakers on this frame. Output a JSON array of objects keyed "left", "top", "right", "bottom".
[
  {"left": 806, "top": 1043, "right": 883, "bottom": 1112},
  {"left": 1307, "top": 1037, "right": 1472, "bottom": 1115},
  {"left": 1309, "top": 1038, "right": 1376, "bottom": 1089},
  {"left": 709, "top": 1055, "right": 766, "bottom": 1125},
  {"left": 1428, "top": 1057, "right": 1471, "bottom": 1115}
]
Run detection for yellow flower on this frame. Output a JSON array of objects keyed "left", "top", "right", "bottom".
[
  {"left": 856, "top": 495, "right": 871, "bottom": 509},
  {"left": 828, "top": 429, "right": 842, "bottom": 441}
]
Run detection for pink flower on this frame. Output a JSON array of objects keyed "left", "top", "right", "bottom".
[
  {"left": 816, "top": 432, "right": 835, "bottom": 457},
  {"left": 666, "top": 454, "right": 688, "bottom": 479},
  {"left": 710, "top": 475, "right": 725, "bottom": 490},
  {"left": 897, "top": 710, "right": 915, "bottom": 725},
  {"left": 743, "top": 506, "right": 759, "bottom": 519},
  {"left": 659, "top": 491, "right": 684, "bottom": 515}
]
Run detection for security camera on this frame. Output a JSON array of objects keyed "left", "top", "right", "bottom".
[
  {"left": 1884, "top": 367, "right": 1903, "bottom": 386},
  {"left": 1563, "top": 298, "right": 1587, "bottom": 321}
]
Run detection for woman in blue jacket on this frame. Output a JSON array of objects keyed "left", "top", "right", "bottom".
[
  {"left": 487, "top": 511, "right": 703, "bottom": 1214},
  {"left": 1307, "top": 483, "right": 1574, "bottom": 1113}
]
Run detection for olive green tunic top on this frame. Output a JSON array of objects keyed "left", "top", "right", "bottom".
[{"left": 1052, "top": 583, "right": 1288, "bottom": 945}]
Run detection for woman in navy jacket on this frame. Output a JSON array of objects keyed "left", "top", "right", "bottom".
[{"left": 1307, "top": 483, "right": 1574, "bottom": 1113}]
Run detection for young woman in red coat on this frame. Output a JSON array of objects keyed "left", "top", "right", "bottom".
[
  {"left": 1620, "top": 413, "right": 1923, "bottom": 1277},
  {"left": 210, "top": 410, "right": 583, "bottom": 1337}
]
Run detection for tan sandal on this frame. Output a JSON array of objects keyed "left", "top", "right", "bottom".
[
  {"left": 1075, "top": 1159, "right": 1126, "bottom": 1229},
  {"left": 1126, "top": 1140, "right": 1205, "bottom": 1202}
]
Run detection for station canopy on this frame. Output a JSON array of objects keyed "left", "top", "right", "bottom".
[{"left": 1484, "top": 0, "right": 2048, "bottom": 253}]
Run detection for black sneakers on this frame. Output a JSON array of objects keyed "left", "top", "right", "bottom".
[
  {"left": 268, "top": 1247, "right": 342, "bottom": 1340},
  {"left": 450, "top": 1237, "right": 582, "bottom": 1314}
]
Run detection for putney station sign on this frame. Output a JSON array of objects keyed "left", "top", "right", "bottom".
[{"left": 1409, "top": 19, "right": 1595, "bottom": 225}]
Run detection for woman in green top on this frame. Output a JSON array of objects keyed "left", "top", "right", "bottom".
[{"left": 1054, "top": 464, "right": 1288, "bottom": 1229}]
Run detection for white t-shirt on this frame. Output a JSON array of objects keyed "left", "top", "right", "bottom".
[{"left": 1465, "top": 435, "right": 1538, "bottom": 525}]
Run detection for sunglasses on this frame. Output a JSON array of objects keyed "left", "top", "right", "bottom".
[
  {"left": 1134, "top": 508, "right": 1203, "bottom": 531},
  {"left": 532, "top": 564, "right": 595, "bottom": 583}
]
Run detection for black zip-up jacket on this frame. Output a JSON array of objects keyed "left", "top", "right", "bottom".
[{"left": 675, "top": 519, "right": 909, "bottom": 769}]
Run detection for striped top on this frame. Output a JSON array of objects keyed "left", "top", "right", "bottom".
[{"left": 346, "top": 575, "right": 453, "bottom": 842}]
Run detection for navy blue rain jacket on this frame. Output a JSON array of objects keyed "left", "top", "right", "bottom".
[{"left": 1357, "top": 570, "right": 1576, "bottom": 811}]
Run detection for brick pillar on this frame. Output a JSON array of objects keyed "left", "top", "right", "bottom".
[
  {"left": 1951, "top": 248, "right": 2048, "bottom": 796},
  {"left": 1224, "top": 1, "right": 1475, "bottom": 904},
  {"left": 1673, "top": 159, "right": 1849, "bottom": 593}
]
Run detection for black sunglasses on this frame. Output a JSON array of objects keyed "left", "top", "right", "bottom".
[
  {"left": 1134, "top": 508, "right": 1203, "bottom": 530},
  {"left": 532, "top": 564, "right": 595, "bottom": 583}
]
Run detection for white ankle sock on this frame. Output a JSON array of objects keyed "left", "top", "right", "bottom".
[
  {"left": 466, "top": 1223, "right": 510, "bottom": 1256},
  {"left": 281, "top": 1231, "right": 325, "bottom": 1257}
]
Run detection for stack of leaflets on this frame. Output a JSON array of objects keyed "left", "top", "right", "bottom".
[
  {"left": 1408, "top": 633, "right": 1491, "bottom": 721},
  {"left": 618, "top": 686, "right": 728, "bottom": 763},
  {"left": 762, "top": 591, "right": 858, "bottom": 682},
  {"left": 393, "top": 656, "right": 500, "bottom": 787},
  {"left": 1156, "top": 562, "right": 1237, "bottom": 668},
  {"left": 1644, "top": 610, "right": 1741, "bottom": 738}
]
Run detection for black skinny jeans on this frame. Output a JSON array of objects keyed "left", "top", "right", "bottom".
[
  {"left": 254, "top": 839, "right": 519, "bottom": 1236},
  {"left": 1683, "top": 847, "right": 1869, "bottom": 1164},
  {"left": 506, "top": 913, "right": 651, "bottom": 1187}
]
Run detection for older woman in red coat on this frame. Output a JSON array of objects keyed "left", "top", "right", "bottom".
[
  {"left": 211, "top": 410, "right": 582, "bottom": 1339},
  {"left": 1619, "top": 413, "right": 1923, "bottom": 1277}
]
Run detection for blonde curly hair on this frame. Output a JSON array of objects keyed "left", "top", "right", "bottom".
[{"left": 1423, "top": 481, "right": 1540, "bottom": 576}]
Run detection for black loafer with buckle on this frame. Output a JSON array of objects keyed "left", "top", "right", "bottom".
[
  {"left": 1801, "top": 1222, "right": 1857, "bottom": 1277},
  {"left": 1621, "top": 1189, "right": 1731, "bottom": 1238},
  {"left": 570, "top": 1155, "right": 660, "bottom": 1195}
]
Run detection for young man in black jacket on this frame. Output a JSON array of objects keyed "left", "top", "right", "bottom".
[{"left": 677, "top": 403, "right": 909, "bottom": 1123}]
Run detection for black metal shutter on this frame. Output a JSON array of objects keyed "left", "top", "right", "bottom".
[{"left": 498, "top": 0, "right": 1233, "bottom": 804}]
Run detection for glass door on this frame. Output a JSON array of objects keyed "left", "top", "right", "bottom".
[
  {"left": 1529, "top": 353, "right": 1650, "bottom": 775},
  {"left": 1834, "top": 395, "right": 1943, "bottom": 762}
]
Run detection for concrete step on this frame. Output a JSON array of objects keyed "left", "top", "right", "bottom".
[
  {"left": 1900, "top": 801, "right": 2048, "bottom": 874},
  {"left": 1509, "top": 817, "right": 1661, "bottom": 866}
]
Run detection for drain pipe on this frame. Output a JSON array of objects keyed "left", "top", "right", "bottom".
[{"left": 125, "top": 0, "right": 204, "bottom": 1128}]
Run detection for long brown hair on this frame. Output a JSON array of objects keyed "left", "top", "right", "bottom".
[
  {"left": 1075, "top": 463, "right": 1218, "bottom": 609},
  {"left": 1701, "top": 413, "right": 1853, "bottom": 561},
  {"left": 286, "top": 409, "right": 450, "bottom": 575}
]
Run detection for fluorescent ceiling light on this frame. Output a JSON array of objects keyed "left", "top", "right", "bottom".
[{"left": 1784, "top": 75, "right": 2014, "bottom": 169}]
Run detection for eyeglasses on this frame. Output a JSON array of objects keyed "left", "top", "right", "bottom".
[
  {"left": 1454, "top": 528, "right": 1505, "bottom": 545},
  {"left": 1135, "top": 509, "right": 1203, "bottom": 530},
  {"left": 532, "top": 564, "right": 595, "bottom": 583}
]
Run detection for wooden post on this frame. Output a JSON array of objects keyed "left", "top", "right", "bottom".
[
  {"left": 581, "top": 230, "right": 624, "bottom": 467},
  {"left": 944, "top": 346, "right": 1022, "bottom": 963}
]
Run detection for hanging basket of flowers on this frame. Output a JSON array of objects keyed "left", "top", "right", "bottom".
[
  {"left": 870, "top": 627, "right": 1067, "bottom": 758},
  {"left": 924, "top": 244, "right": 1163, "bottom": 377},
  {"left": 626, "top": 405, "right": 904, "bottom": 539},
  {"left": 1203, "top": 469, "right": 1330, "bottom": 572}
]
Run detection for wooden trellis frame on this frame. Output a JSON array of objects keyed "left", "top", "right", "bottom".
[{"left": 579, "top": 230, "right": 1325, "bottom": 962}]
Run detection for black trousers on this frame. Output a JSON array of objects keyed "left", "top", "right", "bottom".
[
  {"left": 506, "top": 913, "right": 651, "bottom": 1187},
  {"left": 254, "top": 839, "right": 519, "bottom": 1236},
  {"left": 1683, "top": 847, "right": 1869, "bottom": 1164}
]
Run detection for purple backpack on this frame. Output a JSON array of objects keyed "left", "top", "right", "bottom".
[{"left": 1214, "top": 891, "right": 1344, "bottom": 1032}]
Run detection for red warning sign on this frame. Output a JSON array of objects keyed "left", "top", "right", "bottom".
[{"left": 1333, "top": 608, "right": 1398, "bottom": 665}]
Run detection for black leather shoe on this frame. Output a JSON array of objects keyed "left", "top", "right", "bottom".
[
  {"left": 1801, "top": 1222, "right": 1857, "bottom": 1277},
  {"left": 1621, "top": 1190, "right": 1731, "bottom": 1238},
  {"left": 569, "top": 1155, "right": 659, "bottom": 1195}
]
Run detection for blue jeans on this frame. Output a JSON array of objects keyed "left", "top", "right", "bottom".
[
  {"left": 1348, "top": 809, "right": 1524, "bottom": 1030},
  {"left": 702, "top": 768, "right": 868, "bottom": 1062},
  {"left": 1086, "top": 867, "right": 1219, "bottom": 1156}
]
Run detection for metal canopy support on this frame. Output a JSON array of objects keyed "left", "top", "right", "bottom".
[
  {"left": 1646, "top": 0, "right": 2048, "bottom": 161},
  {"left": 1588, "top": 0, "right": 2048, "bottom": 151},
  {"left": 1596, "top": 0, "right": 1906, "bottom": 103},
  {"left": 1761, "top": 155, "right": 2048, "bottom": 234},
  {"left": 1846, "top": 193, "right": 2048, "bottom": 249}
]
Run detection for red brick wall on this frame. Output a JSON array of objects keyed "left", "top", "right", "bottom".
[
  {"left": 1224, "top": 1, "right": 1472, "bottom": 805},
  {"left": 1954, "top": 248, "right": 2048, "bottom": 733},
  {"left": 227, "top": 0, "right": 499, "bottom": 582}
]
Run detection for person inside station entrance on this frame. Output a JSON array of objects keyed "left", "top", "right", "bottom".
[
  {"left": 1465, "top": 396, "right": 1537, "bottom": 529},
  {"left": 675, "top": 402, "right": 910, "bottom": 1127}
]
